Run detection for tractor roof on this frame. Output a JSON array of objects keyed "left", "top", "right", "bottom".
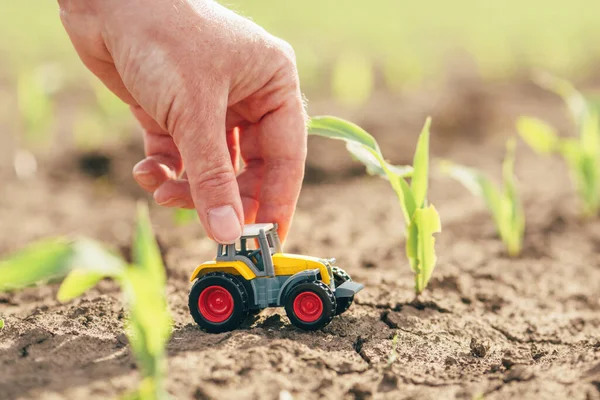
[{"left": 242, "top": 223, "right": 276, "bottom": 237}]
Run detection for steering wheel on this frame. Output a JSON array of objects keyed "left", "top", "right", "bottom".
[{"left": 248, "top": 249, "right": 262, "bottom": 266}]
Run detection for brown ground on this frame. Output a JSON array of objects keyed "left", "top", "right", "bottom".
[{"left": 1, "top": 77, "right": 600, "bottom": 400}]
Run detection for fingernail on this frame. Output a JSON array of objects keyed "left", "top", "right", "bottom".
[
  {"left": 208, "top": 205, "right": 242, "bottom": 244},
  {"left": 134, "top": 171, "right": 157, "bottom": 187}
]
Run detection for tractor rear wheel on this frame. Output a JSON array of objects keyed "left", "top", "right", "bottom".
[
  {"left": 332, "top": 266, "right": 354, "bottom": 315},
  {"left": 285, "top": 281, "right": 336, "bottom": 331},
  {"left": 189, "top": 272, "right": 249, "bottom": 333}
]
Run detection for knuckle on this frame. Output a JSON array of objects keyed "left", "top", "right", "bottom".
[
  {"left": 191, "top": 163, "right": 236, "bottom": 192},
  {"left": 267, "top": 39, "right": 297, "bottom": 76}
]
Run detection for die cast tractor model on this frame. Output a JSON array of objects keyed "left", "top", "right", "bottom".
[{"left": 188, "top": 223, "right": 363, "bottom": 333}]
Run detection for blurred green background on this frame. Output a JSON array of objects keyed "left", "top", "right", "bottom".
[{"left": 1, "top": 0, "right": 599, "bottom": 151}]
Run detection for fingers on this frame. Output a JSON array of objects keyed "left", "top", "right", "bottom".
[
  {"left": 172, "top": 99, "right": 244, "bottom": 244},
  {"left": 254, "top": 99, "right": 307, "bottom": 241},
  {"left": 237, "top": 124, "right": 262, "bottom": 224},
  {"left": 131, "top": 106, "right": 185, "bottom": 193},
  {"left": 153, "top": 179, "right": 194, "bottom": 208},
  {"left": 238, "top": 98, "right": 307, "bottom": 242}
]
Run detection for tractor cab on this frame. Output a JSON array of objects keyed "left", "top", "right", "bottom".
[{"left": 215, "top": 223, "right": 282, "bottom": 277}]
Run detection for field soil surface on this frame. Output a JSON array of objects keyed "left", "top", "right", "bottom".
[{"left": 2, "top": 79, "right": 600, "bottom": 400}]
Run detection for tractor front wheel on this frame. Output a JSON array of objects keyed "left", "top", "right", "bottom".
[
  {"left": 332, "top": 266, "right": 354, "bottom": 315},
  {"left": 285, "top": 281, "right": 336, "bottom": 331},
  {"left": 189, "top": 272, "right": 249, "bottom": 333}
]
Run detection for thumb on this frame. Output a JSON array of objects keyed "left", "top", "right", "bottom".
[{"left": 171, "top": 101, "right": 244, "bottom": 244}]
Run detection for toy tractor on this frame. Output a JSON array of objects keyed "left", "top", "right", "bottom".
[{"left": 188, "top": 223, "right": 363, "bottom": 333}]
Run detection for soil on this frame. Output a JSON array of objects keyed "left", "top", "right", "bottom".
[{"left": 2, "top": 78, "right": 600, "bottom": 400}]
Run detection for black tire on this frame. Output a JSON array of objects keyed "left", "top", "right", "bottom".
[
  {"left": 285, "top": 281, "right": 336, "bottom": 331},
  {"left": 332, "top": 266, "right": 354, "bottom": 315},
  {"left": 189, "top": 272, "right": 249, "bottom": 333}
]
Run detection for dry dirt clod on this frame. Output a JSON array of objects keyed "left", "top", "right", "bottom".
[
  {"left": 377, "top": 372, "right": 398, "bottom": 393},
  {"left": 504, "top": 365, "right": 535, "bottom": 383},
  {"left": 116, "top": 333, "right": 128, "bottom": 348},
  {"left": 470, "top": 338, "right": 488, "bottom": 358},
  {"left": 348, "top": 383, "right": 373, "bottom": 400},
  {"left": 445, "top": 356, "right": 458, "bottom": 366}
]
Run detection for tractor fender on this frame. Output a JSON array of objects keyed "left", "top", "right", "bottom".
[
  {"left": 277, "top": 268, "right": 321, "bottom": 305},
  {"left": 189, "top": 261, "right": 256, "bottom": 282}
]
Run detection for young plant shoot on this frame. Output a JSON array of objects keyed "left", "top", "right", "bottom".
[
  {"left": 0, "top": 203, "right": 171, "bottom": 400},
  {"left": 58, "top": 203, "right": 172, "bottom": 400},
  {"left": 441, "top": 138, "right": 525, "bottom": 257},
  {"left": 308, "top": 116, "right": 441, "bottom": 295},
  {"left": 517, "top": 74, "right": 600, "bottom": 216}
]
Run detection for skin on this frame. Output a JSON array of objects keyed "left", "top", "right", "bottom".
[{"left": 57, "top": 0, "right": 307, "bottom": 243}]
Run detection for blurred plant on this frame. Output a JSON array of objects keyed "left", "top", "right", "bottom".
[
  {"left": 172, "top": 208, "right": 199, "bottom": 226},
  {"left": 59, "top": 203, "right": 172, "bottom": 400},
  {"left": 308, "top": 116, "right": 441, "bottom": 295},
  {"left": 16, "top": 66, "right": 56, "bottom": 148},
  {"left": 0, "top": 319, "right": 4, "bottom": 329},
  {"left": 0, "top": 203, "right": 172, "bottom": 399},
  {"left": 517, "top": 74, "right": 600, "bottom": 216},
  {"left": 441, "top": 138, "right": 525, "bottom": 257},
  {"left": 73, "top": 79, "right": 132, "bottom": 151}
]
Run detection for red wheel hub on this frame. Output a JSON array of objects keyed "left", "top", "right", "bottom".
[
  {"left": 198, "top": 285, "right": 234, "bottom": 323},
  {"left": 293, "top": 291, "right": 323, "bottom": 322}
]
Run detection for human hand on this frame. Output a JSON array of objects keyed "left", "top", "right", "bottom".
[{"left": 58, "top": 0, "right": 307, "bottom": 243}]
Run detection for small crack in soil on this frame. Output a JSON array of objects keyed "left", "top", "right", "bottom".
[
  {"left": 399, "top": 375, "right": 456, "bottom": 387},
  {"left": 490, "top": 324, "right": 564, "bottom": 345},
  {"left": 353, "top": 336, "right": 371, "bottom": 365},
  {"left": 19, "top": 336, "right": 51, "bottom": 358},
  {"left": 356, "top": 299, "right": 451, "bottom": 314}
]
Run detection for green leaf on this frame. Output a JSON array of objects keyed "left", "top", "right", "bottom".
[
  {"left": 580, "top": 108, "right": 600, "bottom": 157},
  {"left": 308, "top": 115, "right": 380, "bottom": 151},
  {"left": 308, "top": 116, "right": 414, "bottom": 222},
  {"left": 534, "top": 72, "right": 588, "bottom": 126},
  {"left": 408, "top": 205, "right": 441, "bottom": 294},
  {"left": 516, "top": 117, "right": 560, "bottom": 154},
  {"left": 500, "top": 139, "right": 525, "bottom": 256},
  {"left": 0, "top": 319, "right": 4, "bottom": 329},
  {"left": 124, "top": 202, "right": 172, "bottom": 391},
  {"left": 346, "top": 142, "right": 413, "bottom": 178},
  {"left": 440, "top": 161, "right": 503, "bottom": 224},
  {"left": 396, "top": 176, "right": 417, "bottom": 224},
  {"left": 56, "top": 239, "right": 127, "bottom": 302},
  {"left": 441, "top": 155, "right": 523, "bottom": 256},
  {"left": 308, "top": 116, "right": 412, "bottom": 179},
  {"left": 133, "top": 203, "right": 166, "bottom": 286},
  {"left": 411, "top": 118, "right": 432, "bottom": 208},
  {"left": 0, "top": 238, "right": 73, "bottom": 292},
  {"left": 57, "top": 270, "right": 107, "bottom": 303}
]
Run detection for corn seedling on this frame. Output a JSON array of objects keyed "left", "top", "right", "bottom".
[
  {"left": 441, "top": 139, "right": 525, "bottom": 257},
  {"left": 58, "top": 203, "right": 172, "bottom": 400},
  {"left": 308, "top": 116, "right": 441, "bottom": 295},
  {"left": 517, "top": 74, "right": 600, "bottom": 216},
  {"left": 0, "top": 204, "right": 172, "bottom": 399}
]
